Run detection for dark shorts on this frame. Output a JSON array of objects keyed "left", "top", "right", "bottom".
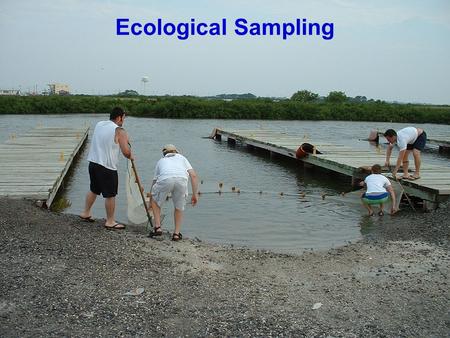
[
  {"left": 88, "top": 162, "right": 118, "bottom": 198},
  {"left": 407, "top": 131, "right": 427, "bottom": 151}
]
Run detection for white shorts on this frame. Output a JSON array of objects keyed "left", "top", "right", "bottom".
[{"left": 151, "top": 177, "right": 188, "bottom": 211}]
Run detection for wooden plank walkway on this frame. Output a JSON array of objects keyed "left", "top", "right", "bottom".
[
  {"left": 212, "top": 128, "right": 450, "bottom": 206},
  {"left": 0, "top": 126, "right": 89, "bottom": 207}
]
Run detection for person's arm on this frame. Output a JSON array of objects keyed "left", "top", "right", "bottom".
[
  {"left": 359, "top": 179, "right": 367, "bottom": 197},
  {"left": 392, "top": 149, "right": 406, "bottom": 177},
  {"left": 116, "top": 128, "right": 133, "bottom": 160},
  {"left": 385, "top": 143, "right": 394, "bottom": 167},
  {"left": 386, "top": 185, "right": 397, "bottom": 214},
  {"left": 147, "top": 179, "right": 157, "bottom": 209},
  {"left": 188, "top": 169, "right": 199, "bottom": 206}
]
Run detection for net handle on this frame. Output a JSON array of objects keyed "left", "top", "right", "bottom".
[{"left": 130, "top": 158, "right": 154, "bottom": 227}]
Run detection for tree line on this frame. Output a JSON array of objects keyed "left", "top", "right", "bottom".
[{"left": 0, "top": 93, "right": 449, "bottom": 124}]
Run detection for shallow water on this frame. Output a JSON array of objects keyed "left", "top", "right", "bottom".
[{"left": 1, "top": 114, "right": 448, "bottom": 253}]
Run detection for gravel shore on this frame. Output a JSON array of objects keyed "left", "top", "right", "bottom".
[{"left": 0, "top": 197, "right": 449, "bottom": 337}]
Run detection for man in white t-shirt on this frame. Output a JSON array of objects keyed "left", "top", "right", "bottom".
[
  {"left": 79, "top": 107, "right": 133, "bottom": 230},
  {"left": 384, "top": 127, "right": 427, "bottom": 180},
  {"left": 148, "top": 144, "right": 198, "bottom": 241},
  {"left": 360, "top": 164, "right": 397, "bottom": 216}
]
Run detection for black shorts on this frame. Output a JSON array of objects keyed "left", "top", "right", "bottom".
[
  {"left": 88, "top": 162, "right": 118, "bottom": 198},
  {"left": 406, "top": 131, "right": 427, "bottom": 151}
]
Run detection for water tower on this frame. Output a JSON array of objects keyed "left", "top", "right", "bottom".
[{"left": 141, "top": 76, "right": 149, "bottom": 95}]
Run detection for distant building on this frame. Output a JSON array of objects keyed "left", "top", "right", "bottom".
[
  {"left": 0, "top": 89, "right": 20, "bottom": 96},
  {"left": 48, "top": 83, "right": 70, "bottom": 95}
]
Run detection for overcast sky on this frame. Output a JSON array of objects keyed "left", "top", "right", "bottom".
[{"left": 1, "top": 0, "right": 449, "bottom": 104}]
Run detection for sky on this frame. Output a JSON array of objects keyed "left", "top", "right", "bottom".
[{"left": 1, "top": 0, "right": 449, "bottom": 104}]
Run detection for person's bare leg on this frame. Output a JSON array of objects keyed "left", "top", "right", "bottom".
[
  {"left": 105, "top": 197, "right": 116, "bottom": 226},
  {"left": 151, "top": 199, "right": 162, "bottom": 229},
  {"left": 402, "top": 150, "right": 411, "bottom": 177},
  {"left": 412, "top": 149, "right": 421, "bottom": 177},
  {"left": 378, "top": 203, "right": 384, "bottom": 216},
  {"left": 174, "top": 208, "right": 183, "bottom": 234},
  {"left": 362, "top": 201, "right": 374, "bottom": 216},
  {"left": 80, "top": 191, "right": 97, "bottom": 218}
]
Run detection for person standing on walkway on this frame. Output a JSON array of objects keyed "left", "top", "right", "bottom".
[
  {"left": 80, "top": 107, "right": 133, "bottom": 229},
  {"left": 149, "top": 144, "right": 198, "bottom": 241},
  {"left": 384, "top": 127, "right": 427, "bottom": 180}
]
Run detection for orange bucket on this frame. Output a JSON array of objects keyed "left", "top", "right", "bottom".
[
  {"left": 296, "top": 145, "right": 308, "bottom": 158},
  {"left": 296, "top": 143, "right": 321, "bottom": 159}
]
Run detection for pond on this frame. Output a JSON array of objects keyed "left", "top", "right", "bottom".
[{"left": 1, "top": 114, "right": 448, "bottom": 253}]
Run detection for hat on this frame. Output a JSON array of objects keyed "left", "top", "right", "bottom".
[{"left": 162, "top": 144, "right": 178, "bottom": 153}]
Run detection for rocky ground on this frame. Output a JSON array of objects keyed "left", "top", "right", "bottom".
[{"left": 0, "top": 197, "right": 449, "bottom": 337}]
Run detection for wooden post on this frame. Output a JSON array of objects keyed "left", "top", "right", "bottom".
[
  {"left": 423, "top": 200, "right": 438, "bottom": 211},
  {"left": 439, "top": 145, "right": 450, "bottom": 154}
]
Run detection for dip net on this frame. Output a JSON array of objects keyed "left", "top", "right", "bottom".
[{"left": 126, "top": 160, "right": 151, "bottom": 225}]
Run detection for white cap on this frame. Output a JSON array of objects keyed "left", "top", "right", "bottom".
[{"left": 162, "top": 144, "right": 178, "bottom": 153}]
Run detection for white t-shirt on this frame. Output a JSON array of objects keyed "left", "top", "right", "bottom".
[
  {"left": 364, "top": 174, "right": 391, "bottom": 194},
  {"left": 396, "top": 127, "right": 418, "bottom": 151},
  {"left": 153, "top": 153, "right": 193, "bottom": 182},
  {"left": 87, "top": 120, "right": 119, "bottom": 170}
]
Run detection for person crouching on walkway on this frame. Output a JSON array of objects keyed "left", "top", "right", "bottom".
[
  {"left": 80, "top": 107, "right": 133, "bottom": 229},
  {"left": 149, "top": 144, "right": 198, "bottom": 241},
  {"left": 384, "top": 127, "right": 426, "bottom": 180},
  {"left": 360, "top": 164, "right": 397, "bottom": 216}
]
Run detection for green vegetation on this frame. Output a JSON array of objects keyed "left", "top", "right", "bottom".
[
  {"left": 0, "top": 93, "right": 449, "bottom": 124},
  {"left": 325, "top": 91, "right": 348, "bottom": 103},
  {"left": 291, "top": 90, "right": 319, "bottom": 103}
]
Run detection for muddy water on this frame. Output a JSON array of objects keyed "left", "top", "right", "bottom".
[{"left": 1, "top": 114, "right": 448, "bottom": 253}]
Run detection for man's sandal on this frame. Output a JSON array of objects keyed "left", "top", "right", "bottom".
[
  {"left": 104, "top": 223, "right": 125, "bottom": 230},
  {"left": 148, "top": 226, "right": 163, "bottom": 238},
  {"left": 172, "top": 233, "right": 182, "bottom": 241}
]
